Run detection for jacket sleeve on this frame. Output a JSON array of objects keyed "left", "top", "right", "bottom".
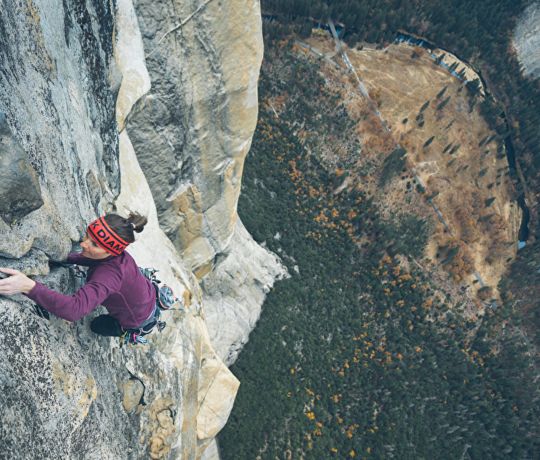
[{"left": 25, "top": 265, "right": 122, "bottom": 322}]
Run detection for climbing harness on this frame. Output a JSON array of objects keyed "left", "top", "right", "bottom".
[
  {"left": 120, "top": 304, "right": 166, "bottom": 346},
  {"left": 119, "top": 267, "right": 182, "bottom": 346}
]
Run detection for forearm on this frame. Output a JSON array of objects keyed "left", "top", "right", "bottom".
[{"left": 25, "top": 282, "right": 101, "bottom": 322}]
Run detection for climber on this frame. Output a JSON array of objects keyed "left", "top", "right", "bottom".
[{"left": 0, "top": 213, "right": 164, "bottom": 344}]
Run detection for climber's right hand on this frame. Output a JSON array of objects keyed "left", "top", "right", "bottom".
[{"left": 0, "top": 268, "right": 36, "bottom": 295}]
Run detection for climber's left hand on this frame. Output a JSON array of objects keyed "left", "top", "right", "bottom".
[{"left": 0, "top": 268, "right": 36, "bottom": 295}]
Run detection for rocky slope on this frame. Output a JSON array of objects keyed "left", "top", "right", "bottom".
[
  {"left": 0, "top": 0, "right": 278, "bottom": 458},
  {"left": 513, "top": 2, "right": 540, "bottom": 79}
]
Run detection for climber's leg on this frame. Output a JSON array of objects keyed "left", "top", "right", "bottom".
[{"left": 90, "top": 314, "right": 122, "bottom": 336}]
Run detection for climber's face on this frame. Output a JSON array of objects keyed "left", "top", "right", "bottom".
[{"left": 80, "top": 232, "right": 111, "bottom": 259}]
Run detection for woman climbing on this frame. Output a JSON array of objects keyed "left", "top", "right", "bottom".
[{"left": 0, "top": 212, "right": 163, "bottom": 344}]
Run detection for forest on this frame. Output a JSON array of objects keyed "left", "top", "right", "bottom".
[
  {"left": 218, "top": 41, "right": 539, "bottom": 459},
  {"left": 261, "top": 0, "right": 540, "bottom": 239}
]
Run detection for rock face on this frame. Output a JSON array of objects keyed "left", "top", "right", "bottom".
[
  {"left": 201, "top": 220, "right": 288, "bottom": 365},
  {"left": 0, "top": 0, "right": 271, "bottom": 457},
  {"left": 514, "top": 3, "right": 540, "bottom": 79},
  {"left": 0, "top": 0, "right": 119, "bottom": 261},
  {"left": 128, "top": 0, "right": 264, "bottom": 276},
  {"left": 0, "top": 112, "right": 43, "bottom": 224},
  {"left": 128, "top": 0, "right": 285, "bottom": 367}
]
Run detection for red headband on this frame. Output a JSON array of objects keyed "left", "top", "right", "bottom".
[{"left": 87, "top": 217, "right": 129, "bottom": 256}]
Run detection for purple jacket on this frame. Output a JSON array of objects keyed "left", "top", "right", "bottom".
[{"left": 26, "top": 251, "right": 156, "bottom": 329}]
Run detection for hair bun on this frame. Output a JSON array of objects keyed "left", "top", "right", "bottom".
[{"left": 127, "top": 211, "right": 148, "bottom": 233}]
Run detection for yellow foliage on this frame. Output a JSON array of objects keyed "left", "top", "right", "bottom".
[
  {"left": 305, "top": 411, "right": 316, "bottom": 420},
  {"left": 423, "top": 298, "right": 433, "bottom": 309},
  {"left": 349, "top": 450, "right": 356, "bottom": 458},
  {"left": 314, "top": 211, "right": 329, "bottom": 223}
]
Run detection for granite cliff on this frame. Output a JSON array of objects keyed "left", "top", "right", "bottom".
[{"left": 0, "top": 0, "right": 280, "bottom": 458}]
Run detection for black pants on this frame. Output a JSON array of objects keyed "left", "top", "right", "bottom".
[{"left": 90, "top": 315, "right": 123, "bottom": 337}]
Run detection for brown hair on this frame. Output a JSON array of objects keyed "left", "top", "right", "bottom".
[{"left": 103, "top": 211, "right": 148, "bottom": 244}]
